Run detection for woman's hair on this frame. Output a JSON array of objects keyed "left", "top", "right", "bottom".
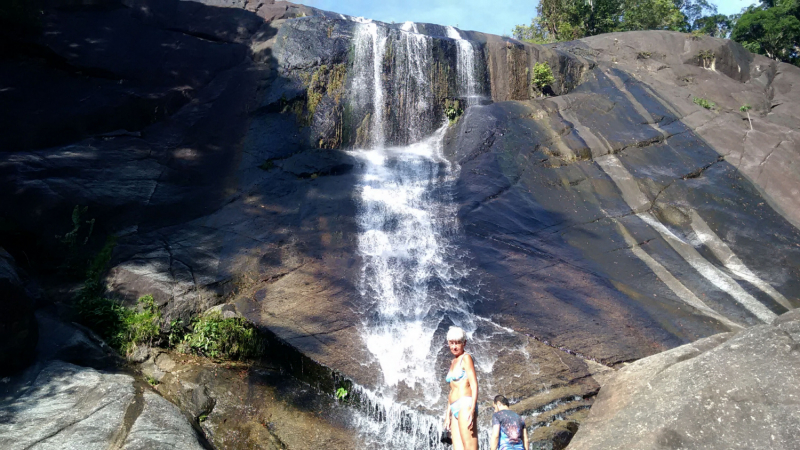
[{"left": 446, "top": 326, "right": 467, "bottom": 343}]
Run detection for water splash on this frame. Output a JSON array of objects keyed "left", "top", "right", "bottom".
[{"left": 353, "top": 127, "right": 464, "bottom": 395}]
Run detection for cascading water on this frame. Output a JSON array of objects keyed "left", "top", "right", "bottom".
[
  {"left": 347, "top": 20, "right": 521, "bottom": 449},
  {"left": 352, "top": 22, "right": 388, "bottom": 147},
  {"left": 445, "top": 26, "right": 480, "bottom": 106}
]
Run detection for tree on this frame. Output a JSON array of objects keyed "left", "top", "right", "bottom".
[
  {"left": 619, "top": 0, "right": 685, "bottom": 31},
  {"left": 513, "top": 0, "right": 697, "bottom": 42},
  {"left": 676, "top": 0, "right": 718, "bottom": 29},
  {"left": 731, "top": 0, "right": 800, "bottom": 64},
  {"left": 513, "top": 0, "right": 620, "bottom": 43},
  {"left": 692, "top": 14, "right": 734, "bottom": 37}
]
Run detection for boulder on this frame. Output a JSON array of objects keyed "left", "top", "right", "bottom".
[
  {"left": 0, "top": 360, "right": 207, "bottom": 450},
  {"left": 122, "top": 390, "right": 206, "bottom": 450},
  {"left": 0, "top": 248, "right": 37, "bottom": 375},
  {"left": 567, "top": 309, "right": 800, "bottom": 449},
  {"left": 531, "top": 419, "right": 579, "bottom": 450},
  {"left": 147, "top": 351, "right": 357, "bottom": 449}
]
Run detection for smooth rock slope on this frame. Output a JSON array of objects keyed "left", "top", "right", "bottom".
[
  {"left": 0, "top": 360, "right": 206, "bottom": 450},
  {"left": 567, "top": 308, "right": 800, "bottom": 449}
]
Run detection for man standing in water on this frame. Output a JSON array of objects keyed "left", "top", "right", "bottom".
[{"left": 490, "top": 395, "right": 529, "bottom": 450}]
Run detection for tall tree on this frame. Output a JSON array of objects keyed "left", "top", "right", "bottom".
[
  {"left": 513, "top": 0, "right": 620, "bottom": 43},
  {"left": 731, "top": 0, "right": 800, "bottom": 64},
  {"left": 618, "top": 0, "right": 685, "bottom": 31},
  {"left": 692, "top": 14, "right": 734, "bottom": 37},
  {"left": 676, "top": 0, "right": 718, "bottom": 28}
]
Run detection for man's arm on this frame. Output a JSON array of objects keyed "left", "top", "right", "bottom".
[
  {"left": 523, "top": 427, "right": 529, "bottom": 450},
  {"left": 490, "top": 424, "right": 501, "bottom": 450}
]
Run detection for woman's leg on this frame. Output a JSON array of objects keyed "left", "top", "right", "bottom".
[
  {"left": 450, "top": 411, "right": 464, "bottom": 450},
  {"left": 456, "top": 404, "right": 478, "bottom": 450}
]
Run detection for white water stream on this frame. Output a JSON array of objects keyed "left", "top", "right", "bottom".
[
  {"left": 446, "top": 26, "right": 481, "bottom": 106},
  {"left": 346, "top": 21, "right": 512, "bottom": 449}
]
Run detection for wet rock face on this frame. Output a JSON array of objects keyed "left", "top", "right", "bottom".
[
  {"left": 444, "top": 31, "right": 800, "bottom": 367},
  {"left": 0, "top": 248, "right": 37, "bottom": 376},
  {"left": 568, "top": 309, "right": 800, "bottom": 449}
]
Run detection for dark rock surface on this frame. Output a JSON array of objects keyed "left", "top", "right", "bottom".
[
  {"left": 567, "top": 308, "right": 800, "bottom": 449},
  {"left": 0, "top": 248, "right": 38, "bottom": 375},
  {"left": 445, "top": 31, "right": 800, "bottom": 368}
]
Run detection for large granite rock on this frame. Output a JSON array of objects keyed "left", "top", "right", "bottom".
[
  {"left": 0, "top": 360, "right": 206, "bottom": 450},
  {"left": 0, "top": 248, "right": 37, "bottom": 375},
  {"left": 139, "top": 350, "right": 357, "bottom": 449},
  {"left": 444, "top": 31, "right": 800, "bottom": 368},
  {"left": 567, "top": 309, "right": 800, "bottom": 449}
]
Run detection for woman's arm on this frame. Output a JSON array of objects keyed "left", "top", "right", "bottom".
[
  {"left": 464, "top": 354, "right": 478, "bottom": 429},
  {"left": 523, "top": 427, "right": 529, "bottom": 450}
]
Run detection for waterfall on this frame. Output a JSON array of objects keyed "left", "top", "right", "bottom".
[
  {"left": 353, "top": 23, "right": 388, "bottom": 148},
  {"left": 445, "top": 26, "right": 480, "bottom": 106},
  {"left": 347, "top": 20, "right": 509, "bottom": 449}
]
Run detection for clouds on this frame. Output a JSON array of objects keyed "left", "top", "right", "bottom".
[{"left": 292, "top": 0, "right": 535, "bottom": 35}]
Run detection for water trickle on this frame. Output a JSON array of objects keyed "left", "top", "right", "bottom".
[
  {"left": 353, "top": 23, "right": 388, "bottom": 148},
  {"left": 445, "top": 26, "right": 480, "bottom": 106},
  {"left": 401, "top": 21, "right": 420, "bottom": 34}
]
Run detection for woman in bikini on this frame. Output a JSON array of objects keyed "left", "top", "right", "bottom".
[{"left": 443, "top": 326, "right": 478, "bottom": 450}]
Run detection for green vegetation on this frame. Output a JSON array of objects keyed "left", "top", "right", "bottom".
[
  {"left": 259, "top": 159, "right": 275, "bottom": 171},
  {"left": 692, "top": 96, "right": 715, "bottom": 109},
  {"left": 180, "top": 313, "right": 263, "bottom": 360},
  {"left": 731, "top": 0, "right": 800, "bottom": 65},
  {"left": 168, "top": 319, "right": 185, "bottom": 347},
  {"left": 306, "top": 64, "right": 347, "bottom": 118},
  {"left": 198, "top": 414, "right": 208, "bottom": 423},
  {"left": 697, "top": 49, "right": 715, "bottom": 68},
  {"left": 740, "top": 104, "right": 753, "bottom": 129},
  {"left": 335, "top": 387, "right": 348, "bottom": 400},
  {"left": 532, "top": 62, "right": 556, "bottom": 93},
  {"left": 56, "top": 205, "right": 97, "bottom": 278},
  {"left": 75, "top": 288, "right": 161, "bottom": 355},
  {"left": 513, "top": 0, "right": 714, "bottom": 43},
  {"left": 444, "top": 99, "right": 463, "bottom": 124},
  {"left": 57, "top": 206, "right": 95, "bottom": 249},
  {"left": 74, "top": 239, "right": 263, "bottom": 361},
  {"left": 692, "top": 14, "right": 733, "bottom": 38},
  {"left": 75, "top": 293, "right": 161, "bottom": 355},
  {"left": 512, "top": 0, "right": 800, "bottom": 66},
  {"left": 145, "top": 375, "right": 160, "bottom": 386}
]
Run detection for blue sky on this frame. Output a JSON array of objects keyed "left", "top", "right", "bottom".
[{"left": 293, "top": 0, "right": 756, "bottom": 36}]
